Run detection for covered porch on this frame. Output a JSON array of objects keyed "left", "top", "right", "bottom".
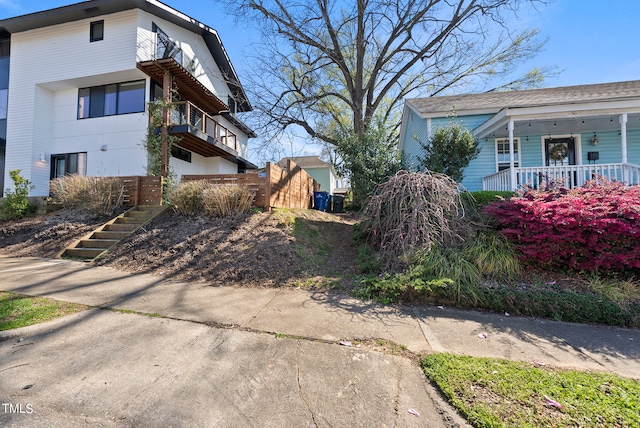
[{"left": 477, "top": 100, "right": 640, "bottom": 191}]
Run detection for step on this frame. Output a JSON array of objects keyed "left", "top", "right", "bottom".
[
  {"left": 92, "top": 231, "right": 131, "bottom": 240},
  {"left": 115, "top": 216, "right": 148, "bottom": 224},
  {"left": 77, "top": 239, "right": 119, "bottom": 249},
  {"left": 63, "top": 248, "right": 107, "bottom": 259},
  {"left": 125, "top": 210, "right": 155, "bottom": 218},
  {"left": 103, "top": 223, "right": 138, "bottom": 232}
]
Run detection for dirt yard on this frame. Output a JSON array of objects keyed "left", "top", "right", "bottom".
[{"left": 0, "top": 208, "right": 360, "bottom": 290}]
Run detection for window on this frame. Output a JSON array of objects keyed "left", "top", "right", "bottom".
[
  {"left": 0, "top": 89, "right": 7, "bottom": 120},
  {"left": 496, "top": 138, "right": 519, "bottom": 171},
  {"left": 90, "top": 21, "right": 104, "bottom": 42},
  {"left": 78, "top": 80, "right": 145, "bottom": 119},
  {"left": 0, "top": 39, "right": 10, "bottom": 58},
  {"left": 228, "top": 96, "right": 237, "bottom": 115},
  {"left": 171, "top": 146, "right": 191, "bottom": 163},
  {"left": 50, "top": 153, "right": 87, "bottom": 179}
]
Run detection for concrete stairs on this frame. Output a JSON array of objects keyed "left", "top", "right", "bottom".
[{"left": 59, "top": 205, "right": 168, "bottom": 261}]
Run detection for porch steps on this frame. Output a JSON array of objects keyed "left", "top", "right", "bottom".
[{"left": 59, "top": 205, "right": 169, "bottom": 261}]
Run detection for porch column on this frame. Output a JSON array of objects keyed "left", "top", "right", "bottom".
[
  {"left": 508, "top": 120, "right": 516, "bottom": 190},
  {"left": 620, "top": 113, "right": 628, "bottom": 164}
]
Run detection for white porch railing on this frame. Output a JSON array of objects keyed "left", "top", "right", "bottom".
[{"left": 482, "top": 163, "right": 640, "bottom": 191}]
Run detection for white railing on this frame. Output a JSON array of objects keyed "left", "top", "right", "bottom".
[
  {"left": 482, "top": 169, "right": 512, "bottom": 191},
  {"left": 482, "top": 163, "right": 640, "bottom": 191}
]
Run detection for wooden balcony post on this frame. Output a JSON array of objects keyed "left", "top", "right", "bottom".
[{"left": 160, "top": 71, "right": 172, "bottom": 178}]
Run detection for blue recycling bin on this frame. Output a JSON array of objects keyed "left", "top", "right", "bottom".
[{"left": 313, "top": 191, "right": 329, "bottom": 211}]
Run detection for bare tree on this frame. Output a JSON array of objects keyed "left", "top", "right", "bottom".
[{"left": 228, "top": 0, "right": 551, "bottom": 147}]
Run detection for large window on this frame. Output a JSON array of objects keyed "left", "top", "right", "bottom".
[
  {"left": 171, "top": 146, "right": 191, "bottom": 163},
  {"left": 78, "top": 80, "right": 145, "bottom": 119},
  {"left": 50, "top": 153, "right": 87, "bottom": 179},
  {"left": 496, "top": 138, "right": 519, "bottom": 171}
]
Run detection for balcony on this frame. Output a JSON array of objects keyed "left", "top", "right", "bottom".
[
  {"left": 137, "top": 28, "right": 227, "bottom": 114},
  {"left": 168, "top": 101, "right": 240, "bottom": 158}
]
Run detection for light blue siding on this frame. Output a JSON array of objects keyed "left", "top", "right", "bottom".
[
  {"left": 628, "top": 129, "right": 640, "bottom": 164},
  {"left": 401, "top": 110, "right": 640, "bottom": 191},
  {"left": 460, "top": 137, "right": 494, "bottom": 191},
  {"left": 402, "top": 109, "right": 430, "bottom": 170},
  {"left": 580, "top": 131, "right": 621, "bottom": 164}
]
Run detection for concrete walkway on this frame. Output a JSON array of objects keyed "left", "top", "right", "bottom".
[{"left": 0, "top": 257, "right": 638, "bottom": 426}]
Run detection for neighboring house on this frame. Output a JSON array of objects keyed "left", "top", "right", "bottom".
[
  {"left": 0, "top": 0, "right": 256, "bottom": 197},
  {"left": 277, "top": 156, "right": 343, "bottom": 194},
  {"left": 399, "top": 81, "right": 640, "bottom": 191}
]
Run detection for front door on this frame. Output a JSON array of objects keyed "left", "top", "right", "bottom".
[
  {"left": 543, "top": 137, "right": 577, "bottom": 187},
  {"left": 544, "top": 137, "right": 576, "bottom": 166}
]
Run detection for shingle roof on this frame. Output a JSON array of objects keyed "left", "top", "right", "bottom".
[
  {"left": 278, "top": 156, "right": 332, "bottom": 169},
  {"left": 406, "top": 80, "right": 640, "bottom": 115}
]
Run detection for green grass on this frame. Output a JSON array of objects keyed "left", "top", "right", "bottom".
[
  {"left": 422, "top": 353, "right": 640, "bottom": 428},
  {"left": 0, "top": 292, "right": 88, "bottom": 331}
]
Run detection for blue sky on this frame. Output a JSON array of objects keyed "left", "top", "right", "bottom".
[
  {"left": 1, "top": 0, "right": 639, "bottom": 159},
  {"left": 1, "top": 0, "right": 639, "bottom": 88}
]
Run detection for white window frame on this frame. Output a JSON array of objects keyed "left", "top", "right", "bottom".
[{"left": 495, "top": 137, "right": 520, "bottom": 171}]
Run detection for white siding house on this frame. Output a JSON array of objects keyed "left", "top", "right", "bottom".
[{"left": 0, "top": 0, "right": 256, "bottom": 197}]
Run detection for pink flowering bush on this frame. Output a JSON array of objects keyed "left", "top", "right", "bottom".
[{"left": 485, "top": 177, "right": 640, "bottom": 272}]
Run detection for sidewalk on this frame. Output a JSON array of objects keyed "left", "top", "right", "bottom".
[{"left": 1, "top": 256, "right": 638, "bottom": 379}]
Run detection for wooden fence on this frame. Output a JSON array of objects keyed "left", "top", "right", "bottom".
[
  {"left": 119, "top": 176, "right": 163, "bottom": 206},
  {"left": 182, "top": 160, "right": 318, "bottom": 210}
]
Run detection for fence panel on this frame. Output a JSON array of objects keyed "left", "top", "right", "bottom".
[
  {"left": 183, "top": 161, "right": 318, "bottom": 210},
  {"left": 118, "top": 176, "right": 163, "bottom": 206}
]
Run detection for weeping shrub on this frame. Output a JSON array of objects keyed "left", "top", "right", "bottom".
[
  {"left": 49, "top": 175, "right": 124, "bottom": 215},
  {"left": 360, "top": 170, "right": 475, "bottom": 268}
]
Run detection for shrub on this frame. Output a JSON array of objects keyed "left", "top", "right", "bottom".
[
  {"left": 170, "top": 181, "right": 255, "bottom": 217},
  {"left": 355, "top": 230, "right": 521, "bottom": 304},
  {"left": 485, "top": 177, "right": 640, "bottom": 273},
  {"left": 168, "top": 180, "right": 209, "bottom": 215},
  {"left": 202, "top": 184, "right": 255, "bottom": 217},
  {"left": 360, "top": 170, "right": 474, "bottom": 267},
  {"left": 461, "top": 190, "right": 515, "bottom": 210},
  {"left": 473, "top": 286, "right": 640, "bottom": 327},
  {"left": 0, "top": 170, "right": 35, "bottom": 220},
  {"left": 49, "top": 175, "right": 125, "bottom": 215},
  {"left": 416, "top": 118, "right": 480, "bottom": 183}
]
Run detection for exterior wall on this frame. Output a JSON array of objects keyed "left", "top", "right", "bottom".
[
  {"left": 304, "top": 168, "right": 332, "bottom": 193},
  {"left": 401, "top": 109, "right": 430, "bottom": 170},
  {"left": 627, "top": 129, "right": 640, "bottom": 164},
  {"left": 5, "top": 9, "right": 144, "bottom": 196},
  {"left": 51, "top": 88, "right": 148, "bottom": 177},
  {"left": 171, "top": 152, "right": 237, "bottom": 178}
]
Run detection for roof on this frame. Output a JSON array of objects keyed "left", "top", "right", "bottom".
[
  {"left": 278, "top": 156, "right": 333, "bottom": 169},
  {"left": 0, "top": 0, "right": 252, "bottom": 112},
  {"left": 406, "top": 80, "right": 640, "bottom": 116}
]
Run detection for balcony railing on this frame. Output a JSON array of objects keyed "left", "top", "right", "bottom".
[
  {"left": 171, "top": 101, "right": 238, "bottom": 151},
  {"left": 155, "top": 27, "right": 197, "bottom": 75},
  {"left": 482, "top": 163, "right": 640, "bottom": 191}
]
